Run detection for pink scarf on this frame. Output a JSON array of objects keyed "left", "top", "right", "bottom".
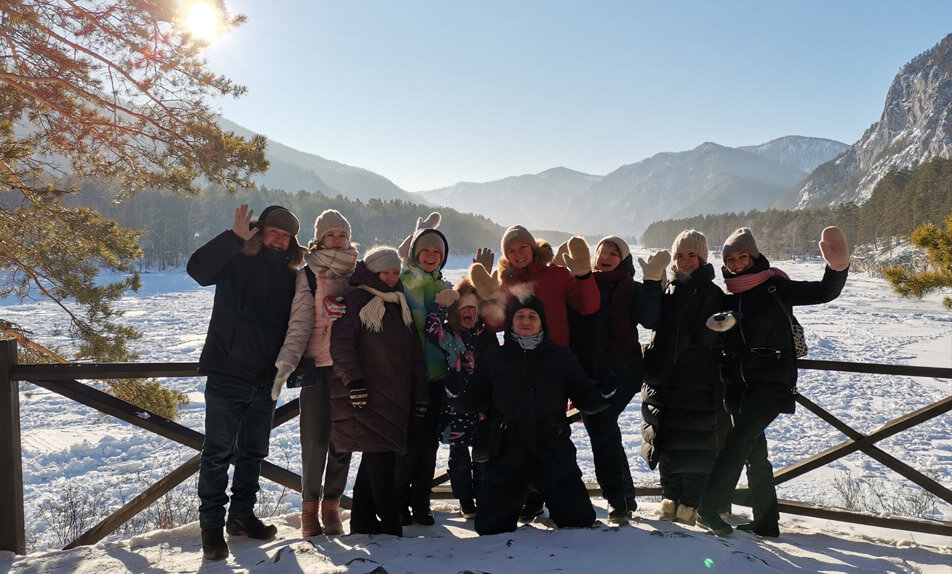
[{"left": 724, "top": 267, "right": 789, "bottom": 294}]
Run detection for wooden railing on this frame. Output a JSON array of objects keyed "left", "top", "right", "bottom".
[{"left": 1, "top": 339, "right": 950, "bottom": 554}]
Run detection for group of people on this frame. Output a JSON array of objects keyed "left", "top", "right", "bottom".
[{"left": 187, "top": 203, "right": 850, "bottom": 560}]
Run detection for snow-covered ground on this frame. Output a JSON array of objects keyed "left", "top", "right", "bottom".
[{"left": 1, "top": 254, "right": 950, "bottom": 572}]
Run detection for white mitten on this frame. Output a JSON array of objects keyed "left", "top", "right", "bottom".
[
  {"left": 398, "top": 212, "right": 443, "bottom": 258},
  {"left": 271, "top": 361, "right": 296, "bottom": 401},
  {"left": 559, "top": 236, "right": 592, "bottom": 277},
  {"left": 638, "top": 250, "right": 672, "bottom": 282},
  {"left": 469, "top": 263, "right": 501, "bottom": 301},
  {"left": 819, "top": 226, "right": 850, "bottom": 271},
  {"left": 705, "top": 312, "right": 738, "bottom": 333}
]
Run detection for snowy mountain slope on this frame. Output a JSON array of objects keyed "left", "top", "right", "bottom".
[{"left": 788, "top": 33, "right": 952, "bottom": 209}]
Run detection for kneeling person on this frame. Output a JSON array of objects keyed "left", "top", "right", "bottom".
[{"left": 455, "top": 295, "right": 613, "bottom": 535}]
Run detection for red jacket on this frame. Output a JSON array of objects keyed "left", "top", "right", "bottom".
[{"left": 496, "top": 260, "right": 599, "bottom": 346}]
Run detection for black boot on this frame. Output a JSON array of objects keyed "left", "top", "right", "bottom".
[
  {"left": 225, "top": 515, "right": 277, "bottom": 540},
  {"left": 201, "top": 527, "right": 228, "bottom": 561}
]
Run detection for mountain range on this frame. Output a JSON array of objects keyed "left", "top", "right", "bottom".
[
  {"left": 228, "top": 32, "right": 952, "bottom": 241},
  {"left": 785, "top": 34, "right": 952, "bottom": 209}
]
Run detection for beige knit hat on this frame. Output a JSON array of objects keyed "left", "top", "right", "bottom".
[
  {"left": 313, "top": 209, "right": 351, "bottom": 246},
  {"left": 722, "top": 227, "right": 760, "bottom": 261},
  {"left": 501, "top": 225, "right": 536, "bottom": 255},
  {"left": 672, "top": 229, "right": 709, "bottom": 264},
  {"left": 596, "top": 235, "right": 631, "bottom": 262}
]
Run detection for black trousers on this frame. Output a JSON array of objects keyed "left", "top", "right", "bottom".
[
  {"left": 475, "top": 436, "right": 595, "bottom": 535},
  {"left": 581, "top": 377, "right": 638, "bottom": 507},
  {"left": 351, "top": 451, "right": 401, "bottom": 535},
  {"left": 698, "top": 396, "right": 780, "bottom": 528},
  {"left": 395, "top": 380, "right": 444, "bottom": 511}
]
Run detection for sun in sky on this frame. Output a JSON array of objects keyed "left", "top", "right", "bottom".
[{"left": 182, "top": 1, "right": 221, "bottom": 44}]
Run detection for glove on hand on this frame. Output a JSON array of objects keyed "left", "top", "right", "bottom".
[
  {"left": 413, "top": 403, "right": 428, "bottom": 418},
  {"left": 559, "top": 236, "right": 592, "bottom": 277},
  {"left": 473, "top": 247, "right": 495, "bottom": 272},
  {"left": 723, "top": 383, "right": 746, "bottom": 415},
  {"left": 705, "top": 311, "right": 738, "bottom": 332},
  {"left": 638, "top": 250, "right": 671, "bottom": 282},
  {"left": 435, "top": 288, "right": 461, "bottom": 308},
  {"left": 819, "top": 226, "right": 850, "bottom": 271},
  {"left": 469, "top": 263, "right": 500, "bottom": 301},
  {"left": 270, "top": 361, "right": 296, "bottom": 401},
  {"left": 322, "top": 295, "right": 346, "bottom": 320},
  {"left": 348, "top": 380, "right": 368, "bottom": 409}
]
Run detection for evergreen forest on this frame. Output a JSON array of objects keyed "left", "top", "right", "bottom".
[{"left": 641, "top": 157, "right": 952, "bottom": 260}]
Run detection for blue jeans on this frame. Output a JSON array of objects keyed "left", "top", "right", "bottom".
[{"left": 198, "top": 376, "right": 276, "bottom": 530}]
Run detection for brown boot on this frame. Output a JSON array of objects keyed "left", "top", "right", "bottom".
[
  {"left": 321, "top": 499, "right": 344, "bottom": 535},
  {"left": 301, "top": 500, "right": 322, "bottom": 537}
]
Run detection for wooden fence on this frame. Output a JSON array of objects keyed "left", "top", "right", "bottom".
[{"left": 1, "top": 339, "right": 950, "bottom": 554}]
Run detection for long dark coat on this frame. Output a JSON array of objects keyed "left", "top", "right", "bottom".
[
  {"left": 329, "top": 262, "right": 428, "bottom": 454},
  {"left": 641, "top": 263, "right": 724, "bottom": 472}
]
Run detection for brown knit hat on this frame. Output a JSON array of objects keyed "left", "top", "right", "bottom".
[
  {"left": 256, "top": 205, "right": 300, "bottom": 236},
  {"left": 672, "top": 230, "right": 709, "bottom": 264},
  {"left": 501, "top": 225, "right": 536, "bottom": 255},
  {"left": 722, "top": 227, "right": 760, "bottom": 261}
]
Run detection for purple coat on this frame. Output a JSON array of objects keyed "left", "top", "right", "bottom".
[{"left": 329, "top": 262, "right": 428, "bottom": 454}]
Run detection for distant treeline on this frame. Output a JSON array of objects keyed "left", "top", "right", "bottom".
[
  {"left": 73, "top": 184, "right": 506, "bottom": 269},
  {"left": 641, "top": 157, "right": 952, "bottom": 258}
]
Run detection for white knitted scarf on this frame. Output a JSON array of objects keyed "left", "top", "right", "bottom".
[{"left": 357, "top": 284, "right": 413, "bottom": 333}]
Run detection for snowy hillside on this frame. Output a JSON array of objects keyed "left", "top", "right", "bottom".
[{"left": 0, "top": 255, "right": 950, "bottom": 570}]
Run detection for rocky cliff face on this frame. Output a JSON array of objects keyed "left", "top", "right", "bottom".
[{"left": 791, "top": 34, "right": 952, "bottom": 209}]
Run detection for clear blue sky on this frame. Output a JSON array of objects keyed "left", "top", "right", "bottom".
[{"left": 203, "top": 1, "right": 952, "bottom": 192}]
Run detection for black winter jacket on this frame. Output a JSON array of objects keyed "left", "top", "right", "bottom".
[
  {"left": 187, "top": 230, "right": 300, "bottom": 386},
  {"left": 641, "top": 263, "right": 725, "bottom": 471},
  {"left": 718, "top": 255, "right": 848, "bottom": 413},
  {"left": 457, "top": 334, "right": 607, "bottom": 454}
]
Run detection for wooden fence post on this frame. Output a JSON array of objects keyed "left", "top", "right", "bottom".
[{"left": 0, "top": 339, "right": 26, "bottom": 554}]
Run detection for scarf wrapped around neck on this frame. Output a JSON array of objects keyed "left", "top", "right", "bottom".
[
  {"left": 511, "top": 331, "right": 544, "bottom": 350},
  {"left": 305, "top": 245, "right": 358, "bottom": 280},
  {"left": 356, "top": 284, "right": 413, "bottom": 333},
  {"left": 594, "top": 268, "right": 636, "bottom": 351},
  {"left": 724, "top": 267, "right": 789, "bottom": 294}
]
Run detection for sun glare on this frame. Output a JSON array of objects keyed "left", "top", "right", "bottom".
[{"left": 185, "top": 2, "right": 220, "bottom": 43}]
